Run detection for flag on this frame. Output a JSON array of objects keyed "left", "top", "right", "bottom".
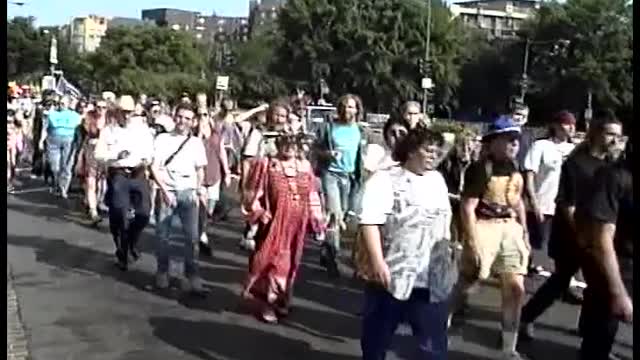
[{"left": 55, "top": 76, "right": 82, "bottom": 99}]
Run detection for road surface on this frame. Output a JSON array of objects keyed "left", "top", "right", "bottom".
[{"left": 6, "top": 182, "right": 633, "bottom": 360}]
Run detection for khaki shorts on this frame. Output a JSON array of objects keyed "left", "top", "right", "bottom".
[{"left": 462, "top": 218, "right": 529, "bottom": 281}]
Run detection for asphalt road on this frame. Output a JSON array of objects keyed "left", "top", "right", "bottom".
[{"left": 6, "top": 182, "right": 633, "bottom": 360}]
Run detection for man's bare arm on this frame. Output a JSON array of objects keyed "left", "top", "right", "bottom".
[{"left": 587, "top": 222, "right": 627, "bottom": 298}]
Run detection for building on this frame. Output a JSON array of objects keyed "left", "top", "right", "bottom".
[
  {"left": 248, "top": 0, "right": 286, "bottom": 37},
  {"left": 450, "top": 0, "right": 539, "bottom": 39},
  {"left": 206, "top": 15, "right": 250, "bottom": 43},
  {"left": 141, "top": 8, "right": 199, "bottom": 31},
  {"left": 141, "top": 8, "right": 249, "bottom": 43},
  {"left": 108, "top": 17, "right": 154, "bottom": 29},
  {"left": 69, "top": 15, "right": 109, "bottom": 53}
]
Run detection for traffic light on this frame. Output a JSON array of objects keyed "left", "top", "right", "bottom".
[{"left": 418, "top": 58, "right": 426, "bottom": 75}]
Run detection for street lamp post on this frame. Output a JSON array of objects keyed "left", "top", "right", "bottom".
[
  {"left": 517, "top": 38, "right": 570, "bottom": 104},
  {"left": 422, "top": 0, "right": 432, "bottom": 116}
]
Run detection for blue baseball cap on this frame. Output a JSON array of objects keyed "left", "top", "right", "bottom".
[{"left": 483, "top": 115, "right": 521, "bottom": 141}]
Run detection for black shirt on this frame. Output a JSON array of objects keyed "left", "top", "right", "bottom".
[
  {"left": 579, "top": 162, "right": 633, "bottom": 293},
  {"left": 549, "top": 146, "right": 608, "bottom": 259}
]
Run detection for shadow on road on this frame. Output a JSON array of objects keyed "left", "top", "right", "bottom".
[{"left": 149, "top": 316, "right": 359, "bottom": 360}]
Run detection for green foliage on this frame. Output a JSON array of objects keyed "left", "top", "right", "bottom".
[
  {"left": 86, "top": 26, "right": 207, "bottom": 98},
  {"left": 275, "top": 0, "right": 471, "bottom": 112},
  {"left": 521, "top": 0, "right": 632, "bottom": 118},
  {"left": 226, "top": 33, "right": 289, "bottom": 105},
  {"left": 7, "top": 17, "right": 48, "bottom": 80}
]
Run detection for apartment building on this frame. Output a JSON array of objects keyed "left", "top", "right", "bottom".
[
  {"left": 450, "top": 0, "right": 539, "bottom": 39},
  {"left": 142, "top": 8, "right": 249, "bottom": 43},
  {"left": 69, "top": 15, "right": 108, "bottom": 53},
  {"left": 248, "top": 0, "right": 286, "bottom": 36}
]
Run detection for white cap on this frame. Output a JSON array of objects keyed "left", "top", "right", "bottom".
[{"left": 118, "top": 95, "right": 136, "bottom": 112}]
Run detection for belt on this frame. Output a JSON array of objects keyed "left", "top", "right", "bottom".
[{"left": 109, "top": 166, "right": 146, "bottom": 179}]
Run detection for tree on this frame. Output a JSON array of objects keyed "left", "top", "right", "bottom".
[
  {"left": 86, "top": 26, "right": 208, "bottom": 99},
  {"left": 275, "top": 0, "right": 472, "bottom": 112},
  {"left": 226, "top": 33, "right": 289, "bottom": 105},
  {"left": 7, "top": 17, "right": 48, "bottom": 80},
  {"left": 520, "top": 0, "right": 632, "bottom": 121}
]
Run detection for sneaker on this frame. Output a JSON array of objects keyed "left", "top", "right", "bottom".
[
  {"left": 60, "top": 190, "right": 68, "bottom": 199},
  {"left": 115, "top": 249, "right": 128, "bottom": 271},
  {"left": 155, "top": 272, "right": 169, "bottom": 289},
  {"left": 200, "top": 232, "right": 209, "bottom": 245},
  {"left": 180, "top": 276, "right": 206, "bottom": 295},
  {"left": 519, "top": 323, "right": 535, "bottom": 341},
  {"left": 199, "top": 241, "right": 212, "bottom": 257}
]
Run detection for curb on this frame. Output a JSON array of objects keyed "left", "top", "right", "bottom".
[{"left": 7, "top": 265, "right": 31, "bottom": 360}]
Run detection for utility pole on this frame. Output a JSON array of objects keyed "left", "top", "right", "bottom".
[
  {"left": 518, "top": 39, "right": 531, "bottom": 103},
  {"left": 422, "top": 0, "right": 432, "bottom": 116}
]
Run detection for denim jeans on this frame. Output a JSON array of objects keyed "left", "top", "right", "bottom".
[
  {"left": 155, "top": 189, "right": 200, "bottom": 277},
  {"left": 321, "top": 171, "right": 356, "bottom": 252},
  {"left": 361, "top": 285, "right": 448, "bottom": 360},
  {"left": 46, "top": 134, "right": 74, "bottom": 193}
]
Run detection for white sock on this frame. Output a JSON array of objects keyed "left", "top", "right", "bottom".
[{"left": 502, "top": 330, "right": 518, "bottom": 354}]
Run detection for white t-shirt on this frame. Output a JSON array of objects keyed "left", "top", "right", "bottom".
[
  {"left": 358, "top": 166, "right": 452, "bottom": 300},
  {"left": 94, "top": 123, "right": 154, "bottom": 168},
  {"left": 242, "top": 128, "right": 277, "bottom": 159},
  {"left": 153, "top": 133, "right": 208, "bottom": 191},
  {"left": 523, "top": 139, "right": 575, "bottom": 215}
]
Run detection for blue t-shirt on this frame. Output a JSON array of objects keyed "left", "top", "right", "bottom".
[
  {"left": 328, "top": 123, "right": 361, "bottom": 174},
  {"left": 48, "top": 109, "right": 82, "bottom": 138}
]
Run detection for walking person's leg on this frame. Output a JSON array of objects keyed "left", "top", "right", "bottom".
[
  {"left": 176, "top": 190, "right": 204, "bottom": 293},
  {"left": 497, "top": 221, "right": 530, "bottom": 358},
  {"left": 320, "top": 171, "right": 344, "bottom": 276},
  {"left": 85, "top": 172, "right": 100, "bottom": 220},
  {"left": 154, "top": 193, "right": 175, "bottom": 289},
  {"left": 128, "top": 177, "right": 151, "bottom": 260},
  {"left": 58, "top": 137, "right": 75, "bottom": 198},
  {"left": 360, "top": 285, "right": 405, "bottom": 360},
  {"left": 579, "top": 287, "right": 620, "bottom": 360},
  {"left": 107, "top": 172, "right": 132, "bottom": 269},
  {"left": 407, "top": 289, "right": 448, "bottom": 360},
  {"left": 46, "top": 136, "right": 62, "bottom": 192},
  {"left": 520, "top": 255, "right": 579, "bottom": 339}
]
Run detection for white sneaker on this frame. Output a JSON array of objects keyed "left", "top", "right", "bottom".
[
  {"left": 155, "top": 272, "right": 169, "bottom": 289},
  {"left": 570, "top": 277, "right": 587, "bottom": 289},
  {"left": 200, "top": 232, "right": 209, "bottom": 245}
]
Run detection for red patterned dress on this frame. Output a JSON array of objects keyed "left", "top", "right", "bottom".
[{"left": 241, "top": 157, "right": 324, "bottom": 318}]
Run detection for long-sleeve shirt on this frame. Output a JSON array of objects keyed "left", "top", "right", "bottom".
[{"left": 94, "top": 123, "right": 154, "bottom": 168}]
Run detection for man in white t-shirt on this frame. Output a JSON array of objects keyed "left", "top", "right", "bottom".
[
  {"left": 150, "top": 104, "right": 208, "bottom": 294},
  {"left": 523, "top": 110, "right": 576, "bottom": 274}
]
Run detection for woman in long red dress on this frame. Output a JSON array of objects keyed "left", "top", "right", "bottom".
[{"left": 241, "top": 133, "right": 324, "bottom": 323}]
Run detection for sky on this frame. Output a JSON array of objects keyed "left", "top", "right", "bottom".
[{"left": 7, "top": 0, "right": 251, "bottom": 26}]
